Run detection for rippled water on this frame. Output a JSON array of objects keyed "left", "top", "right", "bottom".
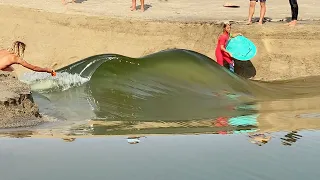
[
  {"left": 17, "top": 49, "right": 320, "bottom": 135},
  {"left": 3, "top": 49, "right": 319, "bottom": 180},
  {"left": 1, "top": 131, "right": 320, "bottom": 180}
]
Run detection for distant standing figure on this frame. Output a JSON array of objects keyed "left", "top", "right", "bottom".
[
  {"left": 286, "top": 0, "right": 298, "bottom": 26},
  {"left": 247, "top": 0, "right": 267, "bottom": 25},
  {"left": 131, "top": 0, "right": 145, "bottom": 12}
]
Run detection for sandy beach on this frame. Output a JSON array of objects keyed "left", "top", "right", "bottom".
[{"left": 0, "top": 0, "right": 319, "bottom": 22}]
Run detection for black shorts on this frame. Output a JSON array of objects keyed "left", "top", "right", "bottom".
[{"left": 250, "top": 0, "right": 266, "bottom": 2}]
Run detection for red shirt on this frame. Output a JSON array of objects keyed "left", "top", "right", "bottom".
[{"left": 215, "top": 33, "right": 232, "bottom": 66}]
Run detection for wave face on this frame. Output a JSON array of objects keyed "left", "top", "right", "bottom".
[{"left": 20, "top": 49, "right": 320, "bottom": 125}]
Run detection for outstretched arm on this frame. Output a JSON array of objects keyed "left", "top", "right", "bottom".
[{"left": 15, "top": 57, "right": 53, "bottom": 73}]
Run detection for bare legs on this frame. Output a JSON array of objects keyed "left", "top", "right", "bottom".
[
  {"left": 247, "top": 1, "right": 256, "bottom": 25},
  {"left": 131, "top": 0, "right": 145, "bottom": 12},
  {"left": 247, "top": 1, "right": 266, "bottom": 25},
  {"left": 259, "top": 2, "right": 266, "bottom": 25},
  {"left": 131, "top": 0, "right": 136, "bottom": 11}
]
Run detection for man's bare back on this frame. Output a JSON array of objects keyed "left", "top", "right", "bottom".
[
  {"left": 0, "top": 41, "right": 56, "bottom": 75},
  {"left": 0, "top": 50, "right": 18, "bottom": 71}
]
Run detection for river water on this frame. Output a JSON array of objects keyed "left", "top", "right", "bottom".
[{"left": 1, "top": 49, "right": 320, "bottom": 180}]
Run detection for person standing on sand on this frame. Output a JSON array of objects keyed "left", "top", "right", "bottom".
[
  {"left": 215, "top": 23, "right": 241, "bottom": 71},
  {"left": 131, "top": 0, "right": 145, "bottom": 12},
  {"left": 0, "top": 41, "right": 55, "bottom": 75},
  {"left": 247, "top": 0, "right": 267, "bottom": 25},
  {"left": 286, "top": 0, "right": 299, "bottom": 26}
]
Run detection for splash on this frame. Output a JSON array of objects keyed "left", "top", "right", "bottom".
[{"left": 21, "top": 71, "right": 89, "bottom": 93}]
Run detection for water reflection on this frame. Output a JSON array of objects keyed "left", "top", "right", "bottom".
[
  {"left": 0, "top": 131, "right": 319, "bottom": 180},
  {"left": 2, "top": 95, "right": 320, "bottom": 142},
  {"left": 62, "top": 138, "right": 77, "bottom": 142},
  {"left": 0, "top": 130, "right": 33, "bottom": 138},
  {"left": 248, "top": 133, "right": 272, "bottom": 146},
  {"left": 127, "top": 136, "right": 146, "bottom": 144},
  {"left": 0, "top": 129, "right": 312, "bottom": 149},
  {"left": 281, "top": 131, "right": 303, "bottom": 146}
]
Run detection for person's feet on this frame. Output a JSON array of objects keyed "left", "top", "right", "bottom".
[
  {"left": 286, "top": 20, "right": 297, "bottom": 26},
  {"left": 246, "top": 19, "right": 264, "bottom": 25},
  {"left": 131, "top": 6, "right": 144, "bottom": 11},
  {"left": 246, "top": 17, "right": 252, "bottom": 25}
]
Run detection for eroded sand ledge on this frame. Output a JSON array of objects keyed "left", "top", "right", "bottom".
[{"left": 0, "top": 71, "right": 43, "bottom": 128}]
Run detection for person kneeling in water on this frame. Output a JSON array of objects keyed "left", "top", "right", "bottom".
[
  {"left": 0, "top": 41, "right": 55, "bottom": 75},
  {"left": 215, "top": 22, "right": 241, "bottom": 72}
]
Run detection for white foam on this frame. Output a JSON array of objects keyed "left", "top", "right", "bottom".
[{"left": 21, "top": 72, "right": 89, "bottom": 92}]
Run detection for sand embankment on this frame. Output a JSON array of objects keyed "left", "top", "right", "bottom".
[
  {"left": 0, "top": 5, "right": 320, "bottom": 81},
  {"left": 0, "top": 71, "right": 44, "bottom": 128}
]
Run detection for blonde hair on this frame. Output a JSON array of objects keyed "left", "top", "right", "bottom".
[{"left": 8, "top": 41, "right": 26, "bottom": 58}]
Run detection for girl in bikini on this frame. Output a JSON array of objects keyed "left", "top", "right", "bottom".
[{"left": 215, "top": 23, "right": 241, "bottom": 71}]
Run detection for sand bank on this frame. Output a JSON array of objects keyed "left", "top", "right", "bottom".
[
  {"left": 1, "top": 4, "right": 320, "bottom": 81},
  {"left": 0, "top": 71, "right": 44, "bottom": 128}
]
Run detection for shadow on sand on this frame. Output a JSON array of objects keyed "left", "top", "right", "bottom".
[
  {"left": 234, "top": 60, "right": 256, "bottom": 79},
  {"left": 223, "top": 60, "right": 257, "bottom": 79},
  {"left": 74, "top": 0, "right": 88, "bottom": 3},
  {"left": 136, "top": 4, "right": 153, "bottom": 11},
  {"left": 251, "top": 17, "right": 273, "bottom": 24},
  {"left": 221, "top": 59, "right": 256, "bottom": 79}
]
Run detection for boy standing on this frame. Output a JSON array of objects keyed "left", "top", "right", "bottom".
[{"left": 247, "top": 0, "right": 267, "bottom": 25}]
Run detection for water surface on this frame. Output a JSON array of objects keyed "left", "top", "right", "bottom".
[{"left": 2, "top": 49, "right": 320, "bottom": 180}]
